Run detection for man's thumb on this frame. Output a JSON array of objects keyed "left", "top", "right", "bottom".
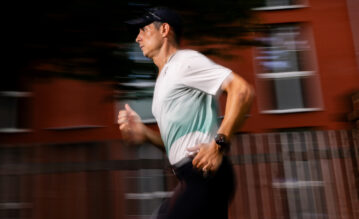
[
  {"left": 186, "top": 144, "right": 203, "bottom": 152},
  {"left": 125, "top": 104, "right": 133, "bottom": 112}
]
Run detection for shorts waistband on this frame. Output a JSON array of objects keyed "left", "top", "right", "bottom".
[
  {"left": 170, "top": 156, "right": 194, "bottom": 178},
  {"left": 172, "top": 156, "right": 193, "bottom": 169}
]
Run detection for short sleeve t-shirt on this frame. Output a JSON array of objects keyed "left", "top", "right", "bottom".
[{"left": 152, "top": 49, "right": 232, "bottom": 165}]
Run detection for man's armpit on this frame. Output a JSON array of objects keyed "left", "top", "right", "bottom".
[{"left": 220, "top": 73, "right": 234, "bottom": 91}]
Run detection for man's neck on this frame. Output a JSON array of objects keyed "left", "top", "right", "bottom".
[{"left": 152, "top": 43, "right": 179, "bottom": 74}]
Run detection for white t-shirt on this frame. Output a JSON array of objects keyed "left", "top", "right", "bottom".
[{"left": 152, "top": 49, "right": 232, "bottom": 165}]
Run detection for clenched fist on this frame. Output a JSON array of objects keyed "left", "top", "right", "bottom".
[{"left": 118, "top": 104, "right": 146, "bottom": 144}]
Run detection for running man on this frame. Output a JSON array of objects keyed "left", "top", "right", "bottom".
[{"left": 118, "top": 6, "right": 254, "bottom": 219}]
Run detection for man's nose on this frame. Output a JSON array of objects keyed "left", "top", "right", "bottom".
[{"left": 135, "top": 33, "right": 141, "bottom": 43}]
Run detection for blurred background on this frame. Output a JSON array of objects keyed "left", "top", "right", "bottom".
[{"left": 1, "top": 0, "right": 359, "bottom": 218}]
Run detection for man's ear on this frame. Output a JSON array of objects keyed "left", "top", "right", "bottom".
[{"left": 160, "top": 23, "right": 171, "bottom": 37}]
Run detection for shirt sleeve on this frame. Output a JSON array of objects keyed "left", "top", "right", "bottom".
[{"left": 181, "top": 51, "right": 233, "bottom": 95}]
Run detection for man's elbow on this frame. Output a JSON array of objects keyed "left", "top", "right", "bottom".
[
  {"left": 234, "top": 77, "right": 254, "bottom": 104},
  {"left": 226, "top": 73, "right": 255, "bottom": 105},
  {"left": 245, "top": 84, "right": 255, "bottom": 104}
]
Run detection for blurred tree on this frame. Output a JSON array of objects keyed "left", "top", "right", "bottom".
[
  {"left": 128, "top": 1, "right": 264, "bottom": 54},
  {"left": 1, "top": 0, "right": 263, "bottom": 91}
]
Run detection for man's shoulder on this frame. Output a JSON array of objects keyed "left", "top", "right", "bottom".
[
  {"left": 177, "top": 49, "right": 200, "bottom": 55},
  {"left": 174, "top": 49, "right": 206, "bottom": 62}
]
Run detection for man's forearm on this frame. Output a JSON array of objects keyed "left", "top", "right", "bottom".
[
  {"left": 143, "top": 125, "right": 166, "bottom": 152},
  {"left": 191, "top": 73, "right": 253, "bottom": 171},
  {"left": 218, "top": 73, "right": 254, "bottom": 138}
]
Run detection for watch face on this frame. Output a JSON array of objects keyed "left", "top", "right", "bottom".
[
  {"left": 215, "top": 134, "right": 228, "bottom": 145},
  {"left": 215, "top": 134, "right": 229, "bottom": 153},
  {"left": 217, "top": 136, "right": 224, "bottom": 144}
]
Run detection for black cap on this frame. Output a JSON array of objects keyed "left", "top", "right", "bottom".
[{"left": 125, "top": 7, "right": 182, "bottom": 39}]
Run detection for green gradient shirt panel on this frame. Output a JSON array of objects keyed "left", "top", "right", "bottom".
[{"left": 159, "top": 87, "right": 219, "bottom": 153}]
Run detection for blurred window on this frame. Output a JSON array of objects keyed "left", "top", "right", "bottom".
[
  {"left": 0, "top": 147, "right": 32, "bottom": 219},
  {"left": 115, "top": 43, "right": 157, "bottom": 123},
  {"left": 274, "top": 132, "right": 328, "bottom": 218},
  {"left": 0, "top": 91, "right": 31, "bottom": 133},
  {"left": 254, "top": 0, "right": 307, "bottom": 9},
  {"left": 122, "top": 143, "right": 174, "bottom": 217},
  {"left": 255, "top": 24, "right": 323, "bottom": 113}
]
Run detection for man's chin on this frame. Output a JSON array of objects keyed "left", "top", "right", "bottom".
[
  {"left": 142, "top": 52, "right": 151, "bottom": 58},
  {"left": 141, "top": 50, "right": 147, "bottom": 56}
]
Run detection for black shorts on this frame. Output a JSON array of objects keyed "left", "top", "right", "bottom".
[{"left": 155, "top": 156, "right": 236, "bottom": 219}]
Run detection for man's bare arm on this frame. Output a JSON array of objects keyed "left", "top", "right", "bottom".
[
  {"left": 217, "top": 72, "right": 254, "bottom": 138},
  {"left": 191, "top": 72, "right": 254, "bottom": 171},
  {"left": 118, "top": 104, "right": 165, "bottom": 152},
  {"left": 142, "top": 125, "right": 165, "bottom": 152}
]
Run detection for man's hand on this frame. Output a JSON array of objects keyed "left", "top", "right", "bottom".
[
  {"left": 118, "top": 104, "right": 146, "bottom": 144},
  {"left": 188, "top": 141, "right": 223, "bottom": 173}
]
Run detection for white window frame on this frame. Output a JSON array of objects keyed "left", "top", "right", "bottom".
[
  {"left": 254, "top": 23, "right": 323, "bottom": 114},
  {"left": 252, "top": 0, "right": 308, "bottom": 11}
]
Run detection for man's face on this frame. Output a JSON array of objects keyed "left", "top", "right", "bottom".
[{"left": 135, "top": 23, "right": 163, "bottom": 58}]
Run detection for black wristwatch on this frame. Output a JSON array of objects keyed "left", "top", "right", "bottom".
[{"left": 215, "top": 134, "right": 230, "bottom": 153}]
